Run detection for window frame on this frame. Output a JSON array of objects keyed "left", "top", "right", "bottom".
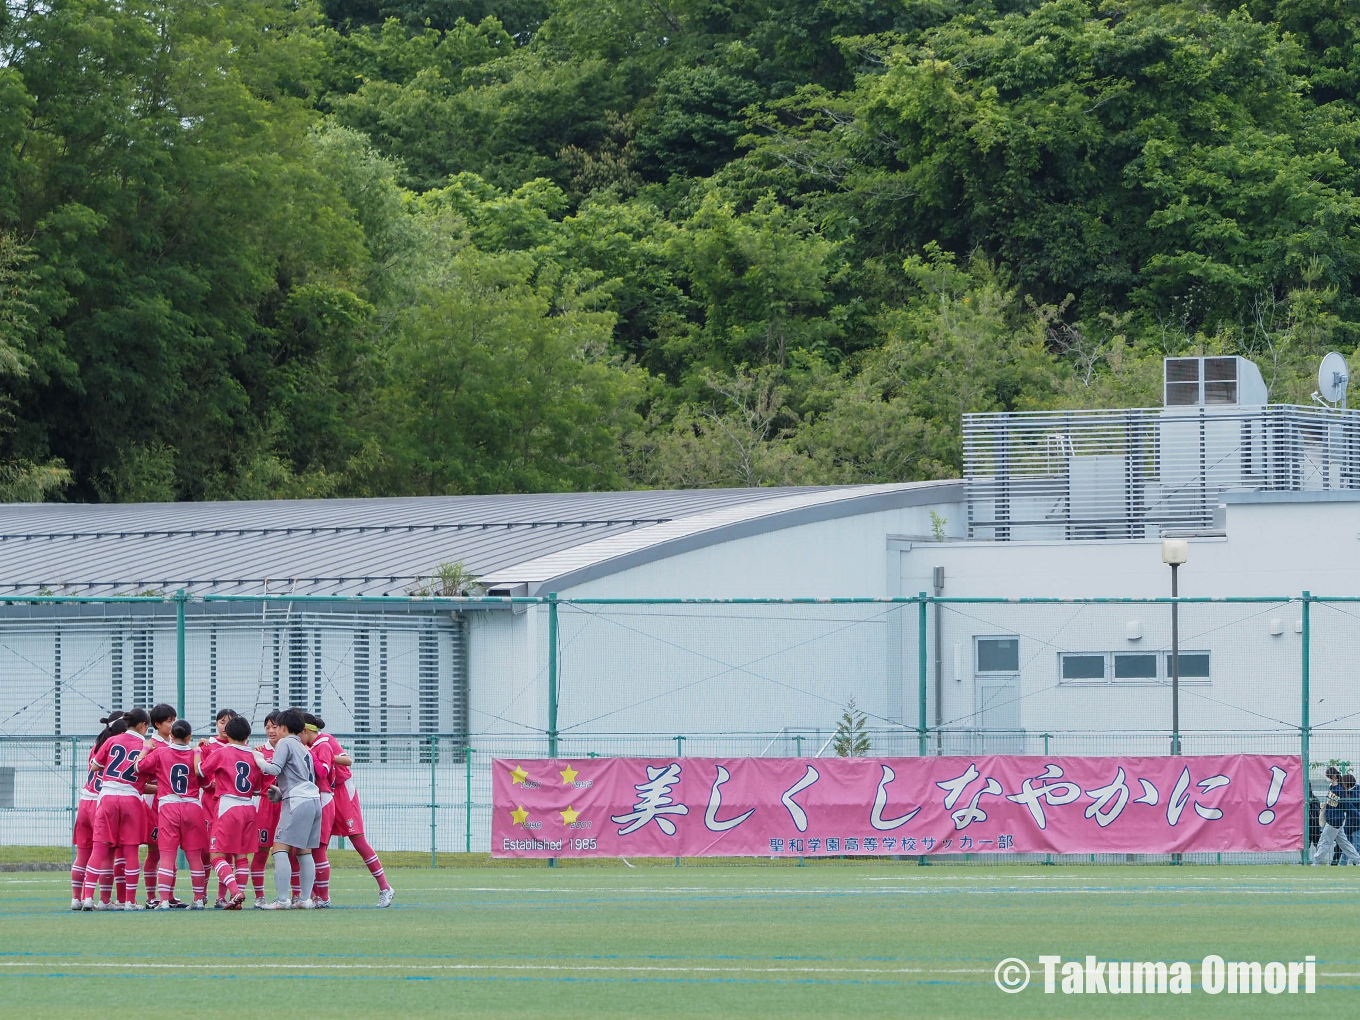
[
  {"left": 1056, "top": 650, "right": 1213, "bottom": 686},
  {"left": 1059, "top": 652, "right": 1108, "bottom": 684}
]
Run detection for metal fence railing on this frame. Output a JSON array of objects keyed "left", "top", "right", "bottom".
[
  {"left": 1, "top": 728, "right": 1343, "bottom": 864},
  {"left": 0, "top": 591, "right": 1354, "bottom": 863},
  {"left": 963, "top": 404, "right": 1360, "bottom": 538}
]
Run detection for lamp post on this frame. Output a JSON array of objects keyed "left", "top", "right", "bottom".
[{"left": 1162, "top": 539, "right": 1189, "bottom": 756}]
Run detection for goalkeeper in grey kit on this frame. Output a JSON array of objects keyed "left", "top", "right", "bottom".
[{"left": 252, "top": 708, "right": 323, "bottom": 909}]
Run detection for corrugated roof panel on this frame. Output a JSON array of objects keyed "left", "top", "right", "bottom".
[{"left": 0, "top": 487, "right": 863, "bottom": 594}]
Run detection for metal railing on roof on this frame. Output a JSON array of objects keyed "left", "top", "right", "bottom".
[{"left": 963, "top": 404, "right": 1360, "bottom": 540}]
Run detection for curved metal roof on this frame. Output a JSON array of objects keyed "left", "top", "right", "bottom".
[{"left": 0, "top": 482, "right": 962, "bottom": 596}]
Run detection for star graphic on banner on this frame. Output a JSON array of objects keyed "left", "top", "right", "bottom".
[
  {"left": 560, "top": 805, "right": 580, "bottom": 825},
  {"left": 510, "top": 764, "right": 529, "bottom": 785},
  {"left": 559, "top": 764, "right": 579, "bottom": 785},
  {"left": 511, "top": 805, "right": 529, "bottom": 826}
]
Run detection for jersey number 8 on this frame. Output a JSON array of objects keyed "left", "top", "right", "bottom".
[{"left": 234, "top": 760, "right": 253, "bottom": 795}]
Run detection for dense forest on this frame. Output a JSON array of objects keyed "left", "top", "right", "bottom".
[{"left": 1, "top": 0, "right": 1358, "bottom": 502}]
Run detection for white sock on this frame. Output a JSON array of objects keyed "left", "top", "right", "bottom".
[
  {"left": 298, "top": 854, "right": 316, "bottom": 901},
  {"left": 272, "top": 851, "right": 291, "bottom": 901}
]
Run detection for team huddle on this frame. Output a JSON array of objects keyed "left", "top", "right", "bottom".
[{"left": 72, "top": 704, "right": 395, "bottom": 910}]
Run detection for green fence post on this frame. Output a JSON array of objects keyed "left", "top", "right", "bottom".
[
  {"left": 465, "top": 746, "right": 473, "bottom": 855},
  {"left": 918, "top": 593, "right": 928, "bottom": 756},
  {"left": 69, "top": 736, "right": 79, "bottom": 865},
  {"left": 175, "top": 589, "right": 187, "bottom": 716},
  {"left": 547, "top": 593, "right": 559, "bottom": 759},
  {"left": 429, "top": 735, "right": 438, "bottom": 869},
  {"left": 547, "top": 593, "right": 560, "bottom": 869},
  {"left": 674, "top": 735, "right": 685, "bottom": 868},
  {"left": 1301, "top": 590, "right": 1311, "bottom": 866}
]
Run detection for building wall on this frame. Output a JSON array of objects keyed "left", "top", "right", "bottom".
[
  {"left": 461, "top": 499, "right": 965, "bottom": 746},
  {"left": 898, "top": 495, "right": 1360, "bottom": 756}
]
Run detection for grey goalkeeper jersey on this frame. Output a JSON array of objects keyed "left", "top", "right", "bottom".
[{"left": 255, "top": 734, "right": 320, "bottom": 803}]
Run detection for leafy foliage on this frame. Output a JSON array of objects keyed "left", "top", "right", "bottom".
[{"left": 3, "top": 0, "right": 1360, "bottom": 503}]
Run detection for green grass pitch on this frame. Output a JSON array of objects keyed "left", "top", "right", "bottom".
[{"left": 2, "top": 861, "right": 1358, "bottom": 1018}]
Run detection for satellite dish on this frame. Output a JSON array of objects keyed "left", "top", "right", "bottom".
[{"left": 1318, "top": 352, "right": 1350, "bottom": 408}]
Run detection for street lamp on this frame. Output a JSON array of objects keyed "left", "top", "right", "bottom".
[{"left": 1162, "top": 539, "right": 1189, "bottom": 756}]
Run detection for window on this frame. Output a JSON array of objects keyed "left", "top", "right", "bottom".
[
  {"left": 1166, "top": 652, "right": 1211, "bottom": 680},
  {"left": 977, "top": 637, "right": 1019, "bottom": 673},
  {"left": 1060, "top": 651, "right": 1212, "bottom": 685},
  {"left": 1114, "top": 653, "right": 1158, "bottom": 681},
  {"left": 1061, "top": 654, "right": 1106, "bottom": 682}
]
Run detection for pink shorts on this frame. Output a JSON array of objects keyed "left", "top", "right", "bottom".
[
  {"left": 255, "top": 798, "right": 281, "bottom": 849},
  {"left": 73, "top": 799, "right": 97, "bottom": 846},
  {"left": 334, "top": 782, "right": 364, "bottom": 837},
  {"left": 209, "top": 799, "right": 257, "bottom": 855},
  {"left": 143, "top": 800, "right": 158, "bottom": 845},
  {"left": 320, "top": 798, "right": 336, "bottom": 844},
  {"left": 159, "top": 802, "right": 208, "bottom": 853},
  {"left": 93, "top": 794, "right": 145, "bottom": 845}
]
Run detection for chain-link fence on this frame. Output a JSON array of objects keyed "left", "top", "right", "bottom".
[{"left": 0, "top": 592, "right": 1350, "bottom": 863}]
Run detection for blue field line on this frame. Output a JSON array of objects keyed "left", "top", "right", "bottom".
[
  {"left": 0, "top": 894, "right": 1349, "bottom": 918},
  {"left": 0, "top": 971, "right": 977, "bottom": 988}
]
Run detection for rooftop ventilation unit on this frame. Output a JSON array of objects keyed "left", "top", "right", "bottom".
[{"left": 1163, "top": 357, "right": 1267, "bottom": 407}]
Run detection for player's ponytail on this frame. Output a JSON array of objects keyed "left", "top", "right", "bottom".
[
  {"left": 122, "top": 707, "right": 150, "bottom": 729},
  {"left": 94, "top": 718, "right": 129, "bottom": 752},
  {"left": 170, "top": 719, "right": 192, "bottom": 742}
]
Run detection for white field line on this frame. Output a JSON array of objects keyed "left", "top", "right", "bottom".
[
  {"left": 0, "top": 960, "right": 1357, "bottom": 980},
  {"left": 0, "top": 960, "right": 991, "bottom": 976},
  {"left": 1, "top": 882, "right": 1349, "bottom": 896},
  {"left": 314, "top": 886, "right": 1356, "bottom": 896}
]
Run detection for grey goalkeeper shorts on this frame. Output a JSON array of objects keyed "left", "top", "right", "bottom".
[{"left": 275, "top": 797, "right": 322, "bottom": 849}]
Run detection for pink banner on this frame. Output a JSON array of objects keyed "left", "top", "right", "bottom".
[{"left": 492, "top": 755, "right": 1300, "bottom": 858}]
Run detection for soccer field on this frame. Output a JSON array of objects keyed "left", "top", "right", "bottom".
[{"left": 2, "top": 863, "right": 1358, "bottom": 1019}]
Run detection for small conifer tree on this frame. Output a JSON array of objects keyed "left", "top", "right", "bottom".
[{"left": 832, "top": 697, "right": 871, "bottom": 757}]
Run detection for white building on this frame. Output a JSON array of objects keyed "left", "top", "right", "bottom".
[{"left": 0, "top": 354, "right": 1355, "bottom": 848}]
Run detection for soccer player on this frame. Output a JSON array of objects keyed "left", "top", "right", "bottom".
[
  {"left": 137, "top": 719, "right": 209, "bottom": 908},
  {"left": 140, "top": 703, "right": 177, "bottom": 907},
  {"left": 199, "top": 707, "right": 237, "bottom": 906},
  {"left": 82, "top": 708, "right": 152, "bottom": 910},
  {"left": 250, "top": 711, "right": 288, "bottom": 907},
  {"left": 71, "top": 712, "right": 121, "bottom": 910},
  {"left": 252, "top": 708, "right": 322, "bottom": 909},
  {"left": 328, "top": 725, "right": 394, "bottom": 907},
  {"left": 299, "top": 714, "right": 338, "bottom": 907},
  {"left": 201, "top": 716, "right": 261, "bottom": 909},
  {"left": 1312, "top": 767, "right": 1360, "bottom": 865}
]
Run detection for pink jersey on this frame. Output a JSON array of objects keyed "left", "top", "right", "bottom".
[
  {"left": 326, "top": 736, "right": 352, "bottom": 786},
  {"left": 309, "top": 735, "right": 336, "bottom": 795},
  {"left": 202, "top": 744, "right": 262, "bottom": 802},
  {"left": 137, "top": 742, "right": 203, "bottom": 802},
  {"left": 92, "top": 732, "right": 149, "bottom": 790},
  {"left": 81, "top": 746, "right": 102, "bottom": 797},
  {"left": 256, "top": 746, "right": 276, "bottom": 793},
  {"left": 199, "top": 737, "right": 229, "bottom": 801}
]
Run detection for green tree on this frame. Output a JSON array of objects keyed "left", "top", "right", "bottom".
[
  {"left": 369, "top": 245, "right": 645, "bottom": 494},
  {"left": 832, "top": 697, "right": 871, "bottom": 757}
]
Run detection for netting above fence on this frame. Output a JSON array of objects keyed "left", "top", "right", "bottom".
[{"left": 0, "top": 591, "right": 1350, "bottom": 862}]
